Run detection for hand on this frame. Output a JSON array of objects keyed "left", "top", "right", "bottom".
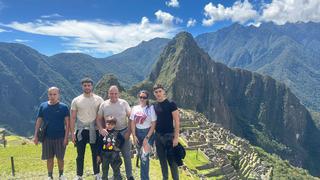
[
  {"left": 63, "top": 138, "right": 68, "bottom": 147},
  {"left": 142, "top": 140, "right": 151, "bottom": 153},
  {"left": 97, "top": 156, "right": 101, "bottom": 164},
  {"left": 143, "top": 138, "right": 148, "bottom": 147},
  {"left": 72, "top": 133, "right": 76, "bottom": 144},
  {"left": 132, "top": 135, "right": 139, "bottom": 145},
  {"left": 34, "top": 136, "right": 39, "bottom": 145},
  {"left": 173, "top": 136, "right": 179, "bottom": 147},
  {"left": 124, "top": 132, "right": 130, "bottom": 141},
  {"left": 99, "top": 129, "right": 108, "bottom": 137}
]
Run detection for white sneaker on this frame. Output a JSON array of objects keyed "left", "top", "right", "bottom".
[
  {"left": 94, "top": 173, "right": 102, "bottom": 180},
  {"left": 48, "top": 177, "right": 53, "bottom": 180},
  {"left": 73, "top": 176, "right": 82, "bottom": 180},
  {"left": 59, "top": 175, "right": 67, "bottom": 180}
]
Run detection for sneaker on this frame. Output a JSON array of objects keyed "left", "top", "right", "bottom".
[
  {"left": 94, "top": 173, "right": 102, "bottom": 180},
  {"left": 73, "top": 176, "right": 82, "bottom": 180},
  {"left": 59, "top": 175, "right": 67, "bottom": 180},
  {"left": 48, "top": 177, "right": 53, "bottom": 180},
  {"left": 127, "top": 176, "right": 134, "bottom": 180}
]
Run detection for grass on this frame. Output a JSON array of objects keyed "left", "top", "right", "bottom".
[
  {"left": 254, "top": 146, "right": 319, "bottom": 180},
  {"left": 0, "top": 136, "right": 203, "bottom": 179}
]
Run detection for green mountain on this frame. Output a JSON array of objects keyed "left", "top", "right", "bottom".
[
  {"left": 139, "top": 32, "right": 320, "bottom": 176},
  {"left": 0, "top": 43, "right": 77, "bottom": 135},
  {"left": 196, "top": 22, "right": 320, "bottom": 112},
  {"left": 104, "top": 38, "right": 170, "bottom": 86},
  {"left": 94, "top": 76, "right": 318, "bottom": 179},
  {"left": 0, "top": 38, "right": 169, "bottom": 136},
  {"left": 48, "top": 53, "right": 109, "bottom": 91},
  {"left": 48, "top": 38, "right": 170, "bottom": 89}
]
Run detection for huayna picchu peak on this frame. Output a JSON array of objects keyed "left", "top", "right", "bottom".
[{"left": 138, "top": 32, "right": 320, "bottom": 176}]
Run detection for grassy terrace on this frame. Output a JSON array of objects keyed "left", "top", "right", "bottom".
[{"left": 0, "top": 136, "right": 211, "bottom": 179}]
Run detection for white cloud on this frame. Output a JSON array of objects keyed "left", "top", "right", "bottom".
[
  {"left": 4, "top": 18, "right": 177, "bottom": 54},
  {"left": 201, "top": 0, "right": 320, "bottom": 26},
  {"left": 41, "top": 13, "right": 63, "bottom": 19},
  {"left": 202, "top": 0, "right": 258, "bottom": 26},
  {"left": 261, "top": 0, "right": 320, "bottom": 25},
  {"left": 187, "top": 18, "right": 196, "bottom": 27},
  {"left": 166, "top": 0, "right": 179, "bottom": 8},
  {"left": 155, "top": 10, "right": 175, "bottom": 26},
  {"left": 0, "top": 28, "right": 6, "bottom": 32},
  {"left": 14, "top": 39, "right": 31, "bottom": 43},
  {"left": 155, "top": 10, "right": 182, "bottom": 26}
]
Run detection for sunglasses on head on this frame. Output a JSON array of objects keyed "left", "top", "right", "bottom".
[{"left": 139, "top": 96, "right": 148, "bottom": 99}]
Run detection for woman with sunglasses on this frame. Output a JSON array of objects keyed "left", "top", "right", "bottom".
[{"left": 130, "top": 90, "right": 157, "bottom": 180}]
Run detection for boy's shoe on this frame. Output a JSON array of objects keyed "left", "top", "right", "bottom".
[
  {"left": 59, "top": 175, "right": 67, "bottom": 180},
  {"left": 94, "top": 173, "right": 102, "bottom": 180},
  {"left": 48, "top": 177, "right": 53, "bottom": 180}
]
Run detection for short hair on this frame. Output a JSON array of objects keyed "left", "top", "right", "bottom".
[
  {"left": 109, "top": 85, "right": 119, "bottom": 92},
  {"left": 105, "top": 116, "right": 117, "bottom": 125},
  {"left": 48, "top": 87, "right": 60, "bottom": 93},
  {"left": 81, "top": 77, "right": 93, "bottom": 85},
  {"left": 153, "top": 84, "right": 164, "bottom": 91}
]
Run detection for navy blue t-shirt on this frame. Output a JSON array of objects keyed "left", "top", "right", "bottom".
[
  {"left": 154, "top": 99, "right": 178, "bottom": 134},
  {"left": 37, "top": 102, "right": 70, "bottom": 139}
]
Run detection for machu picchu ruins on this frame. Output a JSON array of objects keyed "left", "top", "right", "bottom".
[{"left": 179, "top": 109, "right": 272, "bottom": 180}]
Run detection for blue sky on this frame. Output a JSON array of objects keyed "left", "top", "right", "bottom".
[{"left": 0, "top": 0, "right": 319, "bottom": 57}]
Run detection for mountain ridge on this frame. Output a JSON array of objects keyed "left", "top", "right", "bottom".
[{"left": 141, "top": 31, "right": 320, "bottom": 176}]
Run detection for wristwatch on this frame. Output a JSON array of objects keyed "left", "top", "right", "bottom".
[{"left": 145, "top": 136, "right": 150, "bottom": 140}]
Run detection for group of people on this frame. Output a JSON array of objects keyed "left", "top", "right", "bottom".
[{"left": 33, "top": 78, "right": 180, "bottom": 180}]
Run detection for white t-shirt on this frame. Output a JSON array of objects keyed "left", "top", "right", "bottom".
[
  {"left": 98, "top": 99, "right": 131, "bottom": 130},
  {"left": 71, "top": 94, "right": 104, "bottom": 124},
  {"left": 130, "top": 105, "right": 157, "bottom": 129}
]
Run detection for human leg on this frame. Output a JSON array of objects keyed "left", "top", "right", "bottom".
[
  {"left": 136, "top": 128, "right": 150, "bottom": 180},
  {"left": 90, "top": 142, "right": 100, "bottom": 174},
  {"left": 101, "top": 153, "right": 110, "bottom": 180},
  {"left": 111, "top": 152, "right": 123, "bottom": 180},
  {"left": 155, "top": 134, "right": 169, "bottom": 180},
  {"left": 120, "top": 129, "right": 133, "bottom": 178},
  {"left": 76, "top": 130, "right": 88, "bottom": 176}
]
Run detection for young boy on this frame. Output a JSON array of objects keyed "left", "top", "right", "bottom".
[{"left": 97, "top": 116, "right": 125, "bottom": 180}]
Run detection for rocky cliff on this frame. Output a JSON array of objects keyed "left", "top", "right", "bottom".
[{"left": 143, "top": 32, "right": 320, "bottom": 176}]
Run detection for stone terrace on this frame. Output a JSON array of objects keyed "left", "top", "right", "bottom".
[{"left": 179, "top": 109, "right": 272, "bottom": 180}]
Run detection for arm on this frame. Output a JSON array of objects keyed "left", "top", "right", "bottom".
[
  {"left": 96, "top": 114, "right": 108, "bottom": 136},
  {"left": 143, "top": 121, "right": 156, "bottom": 146},
  {"left": 64, "top": 116, "right": 70, "bottom": 146},
  {"left": 124, "top": 108, "right": 132, "bottom": 140},
  {"left": 70, "top": 110, "right": 77, "bottom": 144},
  {"left": 147, "top": 121, "right": 156, "bottom": 139},
  {"left": 131, "top": 118, "right": 138, "bottom": 145},
  {"left": 33, "top": 117, "right": 43, "bottom": 145},
  {"left": 172, "top": 110, "right": 180, "bottom": 147}
]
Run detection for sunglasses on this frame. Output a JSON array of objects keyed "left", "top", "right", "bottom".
[{"left": 139, "top": 96, "right": 148, "bottom": 99}]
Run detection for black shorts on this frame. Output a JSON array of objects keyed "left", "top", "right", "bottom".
[{"left": 41, "top": 138, "right": 66, "bottom": 160}]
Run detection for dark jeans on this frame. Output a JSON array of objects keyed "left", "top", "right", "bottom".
[
  {"left": 76, "top": 130, "right": 100, "bottom": 176},
  {"left": 155, "top": 133, "right": 179, "bottom": 180},
  {"left": 101, "top": 151, "right": 122, "bottom": 180}
]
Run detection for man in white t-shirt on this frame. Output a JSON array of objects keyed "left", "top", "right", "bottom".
[
  {"left": 96, "top": 85, "right": 134, "bottom": 180},
  {"left": 70, "top": 78, "right": 104, "bottom": 180}
]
